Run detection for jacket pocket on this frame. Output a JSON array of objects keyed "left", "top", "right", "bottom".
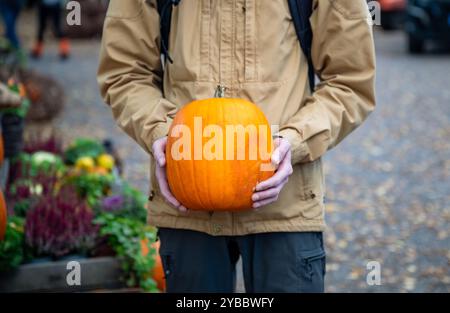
[
  {"left": 329, "top": 0, "right": 369, "bottom": 20},
  {"left": 297, "top": 247, "right": 326, "bottom": 292},
  {"left": 106, "top": 0, "right": 144, "bottom": 19},
  {"left": 296, "top": 159, "right": 324, "bottom": 201}
]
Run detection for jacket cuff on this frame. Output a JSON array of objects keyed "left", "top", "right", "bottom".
[
  {"left": 148, "top": 118, "right": 173, "bottom": 152},
  {"left": 278, "top": 128, "right": 310, "bottom": 164}
]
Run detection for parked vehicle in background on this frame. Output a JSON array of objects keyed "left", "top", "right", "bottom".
[
  {"left": 405, "top": 0, "right": 450, "bottom": 53},
  {"left": 379, "top": 0, "right": 407, "bottom": 30}
]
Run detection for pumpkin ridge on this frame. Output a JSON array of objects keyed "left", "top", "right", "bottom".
[
  {"left": 217, "top": 101, "right": 225, "bottom": 208},
  {"left": 168, "top": 105, "right": 201, "bottom": 210},
  {"left": 173, "top": 151, "right": 190, "bottom": 208},
  {"left": 205, "top": 102, "right": 216, "bottom": 209},
  {"left": 192, "top": 103, "right": 210, "bottom": 210},
  {"left": 230, "top": 100, "right": 247, "bottom": 210}
]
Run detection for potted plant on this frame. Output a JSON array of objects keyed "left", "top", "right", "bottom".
[
  {"left": 18, "top": 70, "right": 65, "bottom": 122},
  {"left": 94, "top": 212, "right": 159, "bottom": 292},
  {"left": 6, "top": 153, "right": 63, "bottom": 217},
  {"left": 96, "top": 183, "right": 148, "bottom": 223},
  {"left": 25, "top": 186, "right": 99, "bottom": 260},
  {"left": 0, "top": 216, "right": 27, "bottom": 272},
  {"left": 1, "top": 137, "right": 165, "bottom": 292}
]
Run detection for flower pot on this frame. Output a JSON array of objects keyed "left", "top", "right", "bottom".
[
  {"left": 0, "top": 257, "right": 126, "bottom": 292},
  {"left": 1, "top": 114, "right": 24, "bottom": 158},
  {"left": 25, "top": 256, "right": 53, "bottom": 264},
  {"left": 17, "top": 69, "right": 64, "bottom": 122},
  {"left": 54, "top": 254, "right": 88, "bottom": 262}
]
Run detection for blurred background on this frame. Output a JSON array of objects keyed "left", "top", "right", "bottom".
[{"left": 0, "top": 0, "right": 449, "bottom": 293}]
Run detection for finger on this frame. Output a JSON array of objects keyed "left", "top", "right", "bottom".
[
  {"left": 155, "top": 165, "right": 180, "bottom": 208},
  {"left": 153, "top": 138, "right": 167, "bottom": 167},
  {"left": 155, "top": 165, "right": 188, "bottom": 212},
  {"left": 271, "top": 139, "right": 290, "bottom": 166},
  {"left": 256, "top": 152, "right": 292, "bottom": 191},
  {"left": 253, "top": 196, "right": 279, "bottom": 209},
  {"left": 252, "top": 178, "right": 288, "bottom": 202}
]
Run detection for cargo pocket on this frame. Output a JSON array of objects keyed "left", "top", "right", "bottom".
[
  {"left": 158, "top": 251, "right": 175, "bottom": 292},
  {"left": 297, "top": 247, "right": 326, "bottom": 293},
  {"left": 157, "top": 229, "right": 175, "bottom": 290},
  {"left": 160, "top": 254, "right": 174, "bottom": 280}
]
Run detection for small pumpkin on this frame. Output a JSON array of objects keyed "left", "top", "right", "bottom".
[
  {"left": 166, "top": 88, "right": 274, "bottom": 211},
  {"left": 140, "top": 239, "right": 166, "bottom": 292},
  {"left": 0, "top": 134, "right": 4, "bottom": 166},
  {"left": 0, "top": 190, "right": 7, "bottom": 241}
]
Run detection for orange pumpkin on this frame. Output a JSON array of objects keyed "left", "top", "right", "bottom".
[
  {"left": 140, "top": 239, "right": 166, "bottom": 292},
  {"left": 166, "top": 96, "right": 274, "bottom": 211},
  {"left": 0, "top": 190, "right": 7, "bottom": 241},
  {"left": 0, "top": 134, "right": 4, "bottom": 166}
]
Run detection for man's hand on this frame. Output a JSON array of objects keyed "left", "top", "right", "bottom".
[
  {"left": 252, "top": 137, "right": 293, "bottom": 209},
  {"left": 152, "top": 136, "right": 188, "bottom": 213}
]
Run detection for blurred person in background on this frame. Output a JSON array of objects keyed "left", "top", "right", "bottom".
[
  {"left": 0, "top": 81, "right": 21, "bottom": 189},
  {"left": 31, "top": 0, "right": 70, "bottom": 59},
  {"left": 0, "top": 0, "right": 25, "bottom": 49}
]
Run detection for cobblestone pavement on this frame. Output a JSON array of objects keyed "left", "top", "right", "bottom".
[{"left": 27, "top": 29, "right": 450, "bottom": 293}]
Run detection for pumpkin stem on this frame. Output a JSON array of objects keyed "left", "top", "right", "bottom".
[{"left": 214, "top": 85, "right": 226, "bottom": 98}]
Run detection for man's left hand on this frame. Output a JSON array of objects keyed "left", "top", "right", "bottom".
[{"left": 252, "top": 137, "right": 293, "bottom": 209}]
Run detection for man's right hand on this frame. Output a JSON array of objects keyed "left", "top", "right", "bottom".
[{"left": 152, "top": 136, "right": 188, "bottom": 213}]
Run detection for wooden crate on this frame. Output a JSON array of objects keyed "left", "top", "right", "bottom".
[{"left": 0, "top": 257, "right": 127, "bottom": 293}]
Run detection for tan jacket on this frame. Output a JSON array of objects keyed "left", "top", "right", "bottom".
[{"left": 98, "top": 0, "right": 376, "bottom": 236}]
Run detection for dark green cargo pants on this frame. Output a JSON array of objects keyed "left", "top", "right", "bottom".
[{"left": 157, "top": 228, "right": 326, "bottom": 293}]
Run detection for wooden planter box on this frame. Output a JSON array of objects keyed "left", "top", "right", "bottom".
[{"left": 0, "top": 257, "right": 127, "bottom": 293}]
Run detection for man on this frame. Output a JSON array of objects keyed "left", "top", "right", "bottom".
[
  {"left": 31, "top": 0, "right": 71, "bottom": 59},
  {"left": 98, "top": 0, "right": 375, "bottom": 293},
  {"left": 0, "top": 0, "right": 25, "bottom": 49},
  {"left": 0, "top": 81, "right": 21, "bottom": 189}
]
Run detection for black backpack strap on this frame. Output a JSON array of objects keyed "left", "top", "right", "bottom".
[
  {"left": 287, "top": 0, "right": 315, "bottom": 92},
  {"left": 157, "top": 0, "right": 181, "bottom": 63}
]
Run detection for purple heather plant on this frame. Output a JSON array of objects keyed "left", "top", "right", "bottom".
[
  {"left": 95, "top": 184, "right": 147, "bottom": 222},
  {"left": 25, "top": 187, "right": 99, "bottom": 258},
  {"left": 7, "top": 161, "right": 59, "bottom": 217},
  {"left": 101, "top": 194, "right": 125, "bottom": 213}
]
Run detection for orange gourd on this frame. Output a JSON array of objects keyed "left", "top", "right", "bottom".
[
  {"left": 0, "top": 134, "right": 4, "bottom": 166},
  {"left": 140, "top": 239, "right": 166, "bottom": 292},
  {"left": 166, "top": 93, "right": 274, "bottom": 211},
  {"left": 0, "top": 190, "right": 6, "bottom": 241}
]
